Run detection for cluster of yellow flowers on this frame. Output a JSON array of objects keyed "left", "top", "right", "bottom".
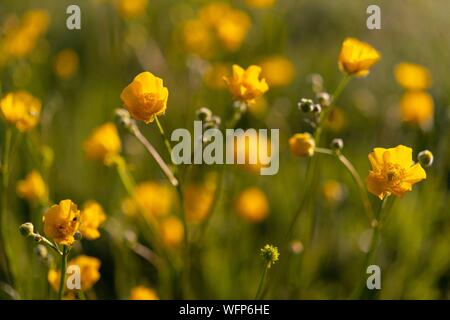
[
  {"left": 182, "top": 2, "right": 251, "bottom": 58},
  {"left": 395, "top": 62, "right": 434, "bottom": 129},
  {"left": 0, "top": 9, "right": 50, "bottom": 65}
]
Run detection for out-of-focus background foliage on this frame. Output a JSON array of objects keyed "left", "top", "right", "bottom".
[{"left": 0, "top": 0, "right": 449, "bottom": 299}]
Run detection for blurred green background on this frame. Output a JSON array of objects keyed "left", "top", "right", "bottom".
[{"left": 0, "top": 0, "right": 449, "bottom": 299}]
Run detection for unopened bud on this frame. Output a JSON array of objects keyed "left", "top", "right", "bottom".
[
  {"left": 298, "top": 98, "right": 314, "bottom": 113},
  {"left": 312, "top": 104, "right": 322, "bottom": 114},
  {"left": 331, "top": 138, "right": 344, "bottom": 151},
  {"left": 115, "top": 108, "right": 136, "bottom": 134},
  {"left": 316, "top": 92, "right": 332, "bottom": 107},
  {"left": 418, "top": 150, "right": 433, "bottom": 167},
  {"left": 196, "top": 107, "right": 212, "bottom": 122},
  {"left": 19, "top": 222, "right": 34, "bottom": 237},
  {"left": 34, "top": 244, "right": 48, "bottom": 259}
]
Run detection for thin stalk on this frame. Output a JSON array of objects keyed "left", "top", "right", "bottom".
[
  {"left": 254, "top": 264, "right": 268, "bottom": 300},
  {"left": 0, "top": 127, "right": 13, "bottom": 285},
  {"left": 350, "top": 197, "right": 388, "bottom": 299},
  {"left": 58, "top": 245, "right": 68, "bottom": 300}
]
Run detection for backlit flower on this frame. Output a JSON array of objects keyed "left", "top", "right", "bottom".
[
  {"left": 224, "top": 65, "right": 269, "bottom": 104},
  {"left": 259, "top": 56, "right": 295, "bottom": 87},
  {"left": 365, "top": 145, "right": 426, "bottom": 200},
  {"left": 289, "top": 133, "right": 315, "bottom": 157},
  {"left": 182, "top": 19, "right": 214, "bottom": 58},
  {"left": 394, "top": 62, "right": 431, "bottom": 90},
  {"left": 338, "top": 38, "right": 380, "bottom": 77},
  {"left": 235, "top": 188, "right": 269, "bottom": 223},
  {"left": 84, "top": 123, "right": 121, "bottom": 163},
  {"left": 0, "top": 91, "right": 41, "bottom": 132},
  {"left": 399, "top": 91, "right": 434, "bottom": 127},
  {"left": 79, "top": 201, "right": 107, "bottom": 240},
  {"left": 215, "top": 9, "right": 251, "bottom": 51},
  {"left": 43, "top": 199, "right": 81, "bottom": 246},
  {"left": 322, "top": 180, "right": 346, "bottom": 204},
  {"left": 16, "top": 170, "right": 48, "bottom": 203},
  {"left": 120, "top": 71, "right": 169, "bottom": 123},
  {"left": 184, "top": 175, "right": 217, "bottom": 223},
  {"left": 130, "top": 286, "right": 159, "bottom": 300}
]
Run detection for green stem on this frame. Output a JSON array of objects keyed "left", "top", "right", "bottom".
[
  {"left": 1, "top": 127, "right": 13, "bottom": 285},
  {"left": 254, "top": 265, "right": 268, "bottom": 300},
  {"left": 58, "top": 245, "right": 68, "bottom": 300},
  {"left": 350, "top": 197, "right": 388, "bottom": 299}
]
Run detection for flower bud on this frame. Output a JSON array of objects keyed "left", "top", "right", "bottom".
[
  {"left": 33, "top": 234, "right": 43, "bottom": 242},
  {"left": 196, "top": 107, "right": 212, "bottom": 122},
  {"left": 19, "top": 222, "right": 34, "bottom": 237},
  {"left": 34, "top": 244, "right": 48, "bottom": 259},
  {"left": 298, "top": 98, "right": 314, "bottom": 113},
  {"left": 316, "top": 92, "right": 332, "bottom": 107},
  {"left": 211, "top": 115, "right": 221, "bottom": 127},
  {"left": 74, "top": 231, "right": 82, "bottom": 241},
  {"left": 115, "top": 108, "right": 137, "bottom": 134},
  {"left": 331, "top": 138, "right": 344, "bottom": 151},
  {"left": 260, "top": 244, "right": 280, "bottom": 268},
  {"left": 418, "top": 150, "right": 433, "bottom": 167},
  {"left": 312, "top": 104, "right": 322, "bottom": 114}
]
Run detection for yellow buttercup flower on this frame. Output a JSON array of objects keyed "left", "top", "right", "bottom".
[
  {"left": 21, "top": 9, "right": 50, "bottom": 38},
  {"left": 0, "top": 91, "right": 41, "bottom": 132},
  {"left": 117, "top": 0, "right": 148, "bottom": 18},
  {"left": 120, "top": 71, "right": 169, "bottom": 123},
  {"left": 365, "top": 145, "right": 426, "bottom": 200},
  {"left": 84, "top": 122, "right": 121, "bottom": 163},
  {"left": 235, "top": 188, "right": 269, "bottom": 223},
  {"left": 122, "top": 181, "right": 174, "bottom": 218},
  {"left": 48, "top": 255, "right": 101, "bottom": 292},
  {"left": 259, "top": 56, "right": 295, "bottom": 87},
  {"left": 79, "top": 201, "right": 107, "bottom": 240},
  {"left": 130, "top": 286, "right": 159, "bottom": 300},
  {"left": 399, "top": 91, "right": 434, "bottom": 126},
  {"left": 224, "top": 65, "right": 269, "bottom": 104},
  {"left": 53, "top": 49, "right": 79, "bottom": 79},
  {"left": 198, "top": 2, "right": 232, "bottom": 26},
  {"left": 215, "top": 9, "right": 251, "bottom": 51},
  {"left": 394, "top": 62, "right": 432, "bottom": 90},
  {"left": 289, "top": 133, "right": 315, "bottom": 157},
  {"left": 43, "top": 199, "right": 81, "bottom": 246},
  {"left": 338, "top": 38, "right": 380, "bottom": 77},
  {"left": 16, "top": 170, "right": 48, "bottom": 203},
  {"left": 160, "top": 216, "right": 184, "bottom": 247}
]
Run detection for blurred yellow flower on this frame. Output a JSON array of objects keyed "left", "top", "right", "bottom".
[
  {"left": 259, "top": 56, "right": 295, "bottom": 87},
  {"left": 79, "top": 201, "right": 107, "bottom": 240},
  {"left": 48, "top": 255, "right": 101, "bottom": 292},
  {"left": 184, "top": 174, "right": 217, "bottom": 223},
  {"left": 117, "top": 0, "right": 148, "bottom": 18},
  {"left": 16, "top": 170, "right": 48, "bottom": 203},
  {"left": 322, "top": 180, "right": 346, "bottom": 204},
  {"left": 235, "top": 187, "right": 269, "bottom": 223},
  {"left": 232, "top": 130, "right": 272, "bottom": 173},
  {"left": 53, "top": 49, "right": 79, "bottom": 79},
  {"left": 224, "top": 65, "right": 269, "bottom": 104},
  {"left": 289, "top": 133, "right": 315, "bottom": 157},
  {"left": 123, "top": 181, "right": 174, "bottom": 218},
  {"left": 43, "top": 199, "right": 81, "bottom": 246},
  {"left": 182, "top": 19, "right": 214, "bottom": 58},
  {"left": 84, "top": 122, "right": 121, "bottom": 163},
  {"left": 365, "top": 145, "right": 426, "bottom": 200},
  {"left": 338, "top": 38, "right": 380, "bottom": 77},
  {"left": 246, "top": 0, "right": 275, "bottom": 8},
  {"left": 120, "top": 71, "right": 168, "bottom": 123},
  {"left": 203, "top": 63, "right": 231, "bottom": 89},
  {"left": 399, "top": 91, "right": 434, "bottom": 126},
  {"left": 0, "top": 91, "right": 41, "bottom": 132},
  {"left": 326, "top": 108, "right": 347, "bottom": 132},
  {"left": 198, "top": 2, "right": 232, "bottom": 26},
  {"left": 130, "top": 286, "right": 159, "bottom": 300},
  {"left": 0, "top": 10, "right": 50, "bottom": 60},
  {"left": 394, "top": 62, "right": 431, "bottom": 90},
  {"left": 160, "top": 216, "right": 184, "bottom": 247},
  {"left": 215, "top": 9, "right": 251, "bottom": 51}
]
